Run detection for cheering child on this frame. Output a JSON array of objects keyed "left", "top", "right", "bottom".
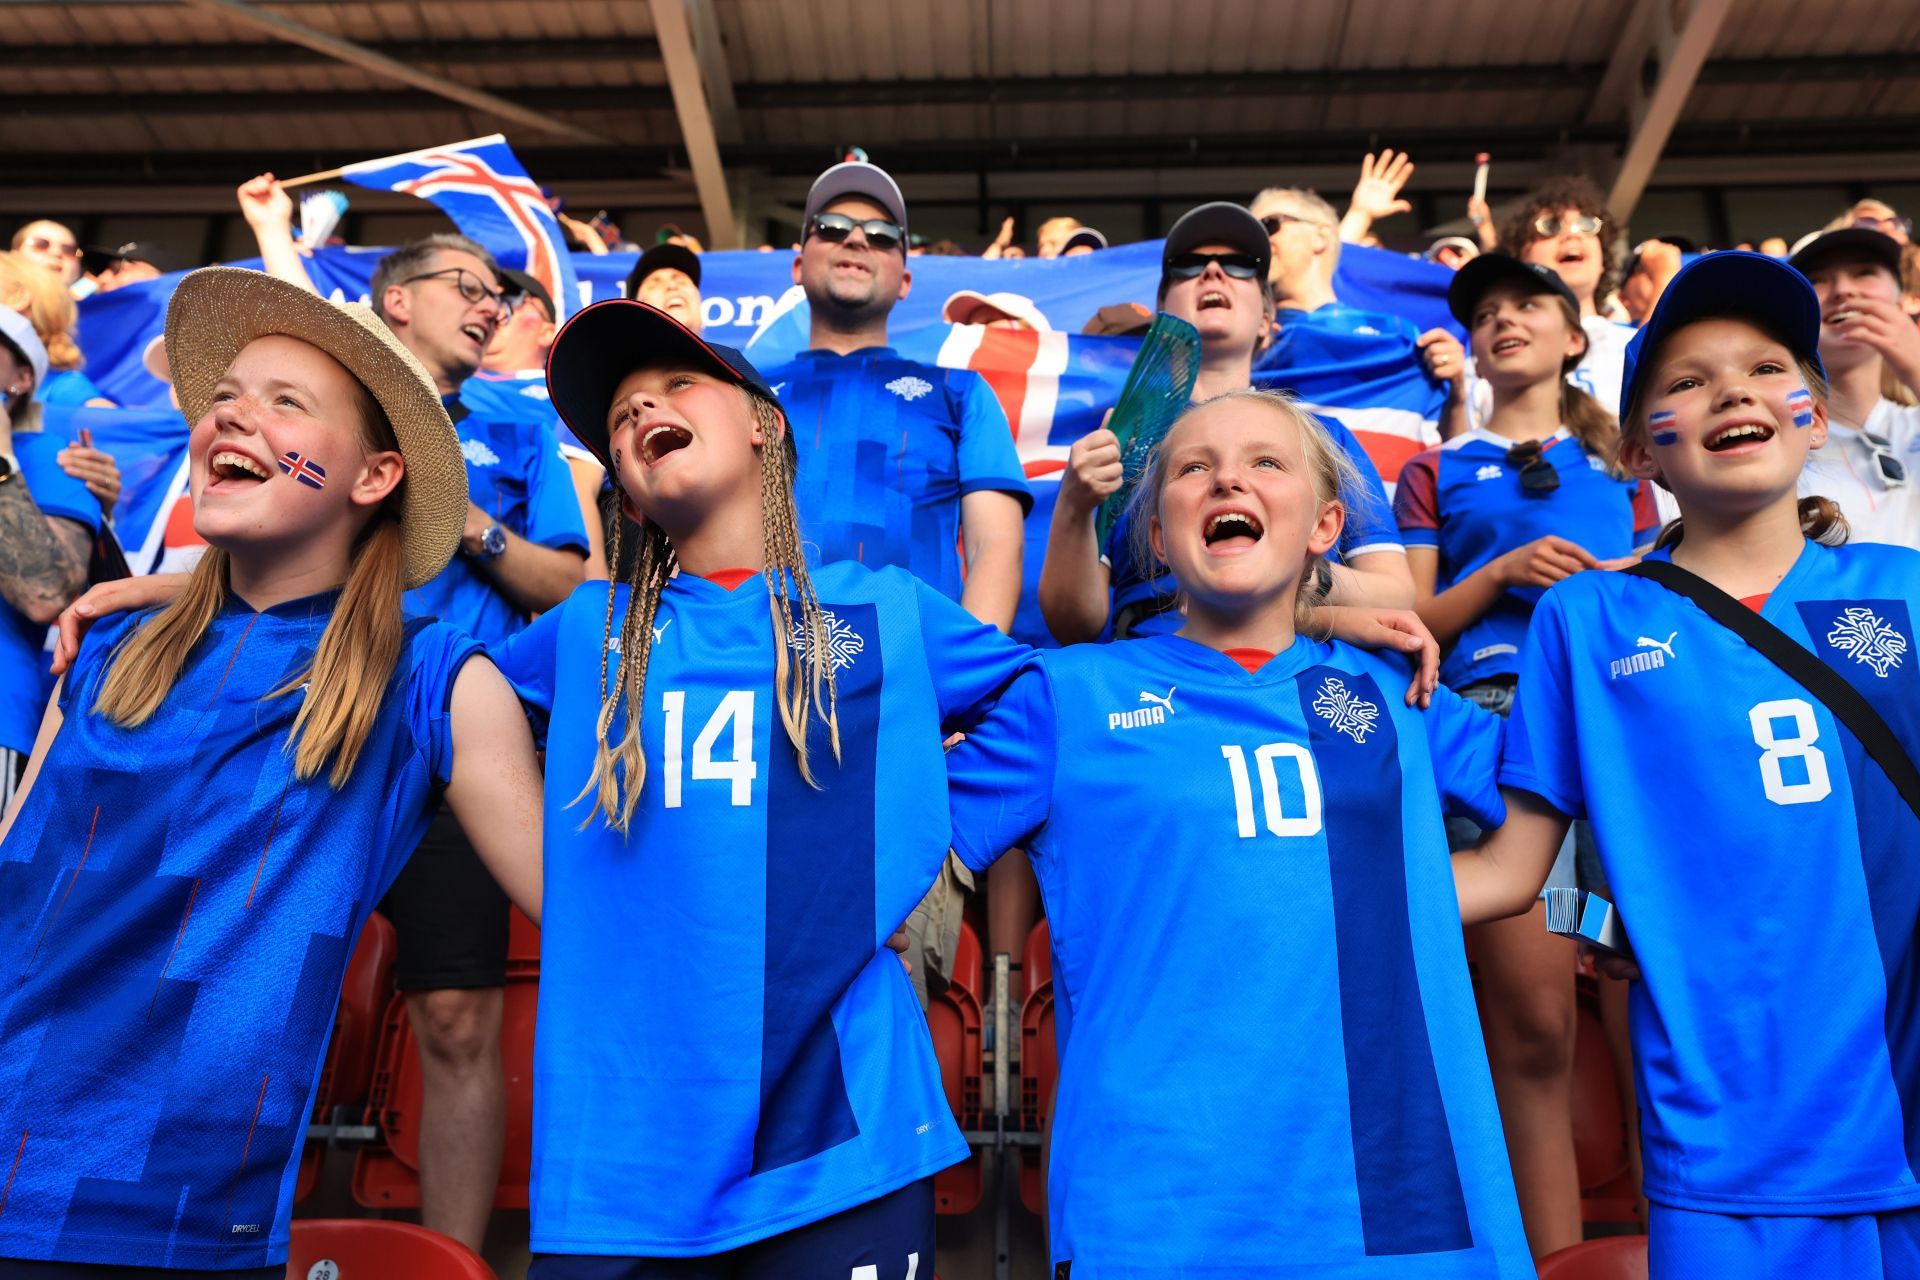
[{"left": 1456, "top": 252, "right": 1920, "bottom": 1277}]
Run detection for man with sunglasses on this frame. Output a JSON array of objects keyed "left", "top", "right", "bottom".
[
  {"left": 1793, "top": 226, "right": 1920, "bottom": 547},
  {"left": 762, "top": 160, "right": 1030, "bottom": 1009},
  {"left": 9, "top": 221, "right": 85, "bottom": 293},
  {"left": 1248, "top": 186, "right": 1462, "bottom": 483}
]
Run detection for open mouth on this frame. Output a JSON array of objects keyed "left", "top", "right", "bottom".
[
  {"left": 1704, "top": 421, "right": 1775, "bottom": 452},
  {"left": 209, "top": 449, "right": 271, "bottom": 485},
  {"left": 460, "top": 322, "right": 490, "bottom": 347},
  {"left": 1557, "top": 248, "right": 1587, "bottom": 265},
  {"left": 1826, "top": 309, "right": 1859, "bottom": 326},
  {"left": 1197, "top": 290, "right": 1231, "bottom": 311},
  {"left": 641, "top": 422, "right": 694, "bottom": 466},
  {"left": 1492, "top": 335, "right": 1527, "bottom": 355},
  {"left": 1203, "top": 508, "right": 1264, "bottom": 550}
]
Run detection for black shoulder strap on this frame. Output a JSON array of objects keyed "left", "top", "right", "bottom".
[{"left": 1625, "top": 559, "right": 1920, "bottom": 823}]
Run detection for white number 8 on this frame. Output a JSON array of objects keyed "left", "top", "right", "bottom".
[{"left": 1748, "top": 697, "right": 1832, "bottom": 806}]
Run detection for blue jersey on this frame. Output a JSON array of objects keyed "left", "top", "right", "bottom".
[
  {"left": 0, "top": 593, "right": 478, "bottom": 1269},
  {"left": 403, "top": 395, "right": 589, "bottom": 649},
  {"left": 460, "top": 368, "right": 560, "bottom": 426},
  {"left": 1395, "top": 428, "right": 1658, "bottom": 688},
  {"left": 33, "top": 369, "right": 107, "bottom": 408},
  {"left": 493, "top": 563, "right": 1029, "bottom": 1256},
  {"left": 762, "top": 348, "right": 1032, "bottom": 602},
  {"left": 1102, "top": 413, "right": 1404, "bottom": 641},
  {"left": 1504, "top": 540, "right": 1920, "bottom": 1215},
  {"left": 0, "top": 430, "right": 102, "bottom": 755},
  {"left": 946, "top": 635, "right": 1533, "bottom": 1278}
]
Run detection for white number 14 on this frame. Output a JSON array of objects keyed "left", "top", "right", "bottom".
[{"left": 661, "top": 690, "right": 758, "bottom": 807}]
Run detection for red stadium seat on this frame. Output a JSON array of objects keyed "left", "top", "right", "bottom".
[
  {"left": 1536, "top": 1235, "right": 1649, "bottom": 1279},
  {"left": 1572, "top": 977, "right": 1642, "bottom": 1226},
  {"left": 351, "top": 976, "right": 537, "bottom": 1210},
  {"left": 507, "top": 906, "right": 540, "bottom": 979},
  {"left": 286, "top": 1218, "right": 496, "bottom": 1279},
  {"left": 1018, "top": 921, "right": 1056, "bottom": 1218},
  {"left": 930, "top": 920, "right": 984, "bottom": 1214},
  {"left": 297, "top": 913, "right": 397, "bottom": 1205}
]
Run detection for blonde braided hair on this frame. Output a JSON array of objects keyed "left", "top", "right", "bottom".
[{"left": 575, "top": 388, "right": 841, "bottom": 832}]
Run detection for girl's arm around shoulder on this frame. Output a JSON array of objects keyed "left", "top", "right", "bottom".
[
  {"left": 907, "top": 575, "right": 1036, "bottom": 731},
  {"left": 944, "top": 660, "right": 1057, "bottom": 875},
  {"left": 1451, "top": 787, "right": 1573, "bottom": 926},
  {"left": 1313, "top": 605, "right": 1441, "bottom": 706},
  {"left": 443, "top": 655, "right": 544, "bottom": 924}
]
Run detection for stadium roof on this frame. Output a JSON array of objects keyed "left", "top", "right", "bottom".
[{"left": 6, "top": 0, "right": 1917, "bottom": 244}]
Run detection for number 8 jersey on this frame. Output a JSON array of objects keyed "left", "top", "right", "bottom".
[
  {"left": 946, "top": 634, "right": 1534, "bottom": 1278},
  {"left": 1504, "top": 539, "right": 1920, "bottom": 1216},
  {"left": 495, "top": 563, "right": 1028, "bottom": 1257}
]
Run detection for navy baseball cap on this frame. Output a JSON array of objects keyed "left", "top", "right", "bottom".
[
  {"left": 546, "top": 299, "right": 780, "bottom": 467},
  {"left": 625, "top": 242, "right": 702, "bottom": 298},
  {"left": 498, "top": 267, "right": 555, "bottom": 320},
  {"left": 1447, "top": 254, "right": 1580, "bottom": 327},
  {"left": 1620, "top": 251, "right": 1825, "bottom": 422},
  {"left": 1161, "top": 202, "right": 1271, "bottom": 284}
]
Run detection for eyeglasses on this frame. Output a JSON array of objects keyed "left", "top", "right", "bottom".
[
  {"left": 1165, "top": 251, "right": 1264, "bottom": 281},
  {"left": 397, "top": 267, "right": 512, "bottom": 322},
  {"left": 21, "top": 235, "right": 81, "bottom": 260},
  {"left": 807, "top": 212, "right": 905, "bottom": 253},
  {"left": 1506, "top": 440, "right": 1561, "bottom": 494},
  {"left": 1852, "top": 214, "right": 1913, "bottom": 238},
  {"left": 1259, "top": 212, "right": 1320, "bottom": 236},
  {"left": 1532, "top": 213, "right": 1604, "bottom": 239},
  {"left": 1864, "top": 430, "right": 1909, "bottom": 488}
]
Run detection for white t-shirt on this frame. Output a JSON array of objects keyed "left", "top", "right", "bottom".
[
  {"left": 1799, "top": 397, "right": 1920, "bottom": 549},
  {"left": 1467, "top": 316, "right": 1633, "bottom": 427}
]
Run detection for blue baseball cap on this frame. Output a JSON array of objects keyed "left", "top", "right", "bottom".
[
  {"left": 1619, "top": 251, "right": 1825, "bottom": 422},
  {"left": 546, "top": 298, "right": 781, "bottom": 467}
]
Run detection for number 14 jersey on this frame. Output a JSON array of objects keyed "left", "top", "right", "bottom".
[{"left": 1504, "top": 539, "right": 1920, "bottom": 1215}]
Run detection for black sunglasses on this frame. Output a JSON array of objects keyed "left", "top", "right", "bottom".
[
  {"left": 1505, "top": 440, "right": 1560, "bottom": 494},
  {"left": 808, "top": 212, "right": 905, "bottom": 253},
  {"left": 397, "top": 267, "right": 513, "bottom": 322},
  {"left": 1166, "top": 251, "right": 1263, "bottom": 281}
]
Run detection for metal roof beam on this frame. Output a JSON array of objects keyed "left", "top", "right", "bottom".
[
  {"left": 170, "top": 0, "right": 614, "bottom": 144},
  {"left": 13, "top": 37, "right": 662, "bottom": 71},
  {"left": 686, "top": 0, "right": 741, "bottom": 145},
  {"left": 648, "top": 0, "right": 737, "bottom": 247},
  {"left": 1605, "top": 0, "right": 1735, "bottom": 224}
]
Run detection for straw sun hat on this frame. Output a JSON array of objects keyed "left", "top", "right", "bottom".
[{"left": 164, "top": 267, "right": 467, "bottom": 589}]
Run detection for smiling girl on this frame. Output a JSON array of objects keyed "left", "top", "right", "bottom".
[
  {"left": 1456, "top": 252, "right": 1920, "bottom": 1277},
  {"left": 0, "top": 268, "right": 542, "bottom": 1277},
  {"left": 948, "top": 388, "right": 1533, "bottom": 1278}
]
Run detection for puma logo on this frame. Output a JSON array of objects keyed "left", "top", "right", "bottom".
[
  {"left": 1635, "top": 631, "right": 1677, "bottom": 660},
  {"left": 1139, "top": 686, "right": 1176, "bottom": 716}
]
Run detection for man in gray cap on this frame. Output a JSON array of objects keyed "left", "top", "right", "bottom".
[{"left": 761, "top": 160, "right": 1032, "bottom": 1004}]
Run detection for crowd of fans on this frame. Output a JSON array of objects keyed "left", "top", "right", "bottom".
[{"left": 3, "top": 140, "right": 1920, "bottom": 1274}]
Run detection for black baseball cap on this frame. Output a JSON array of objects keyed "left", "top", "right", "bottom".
[
  {"left": 1446, "top": 253, "right": 1581, "bottom": 326},
  {"left": 546, "top": 299, "right": 780, "bottom": 467},
  {"left": 1161, "top": 203, "right": 1271, "bottom": 283},
  {"left": 1062, "top": 228, "right": 1108, "bottom": 253},
  {"left": 1788, "top": 227, "right": 1902, "bottom": 278},
  {"left": 86, "top": 240, "right": 172, "bottom": 273},
  {"left": 624, "top": 242, "right": 702, "bottom": 298},
  {"left": 802, "top": 161, "right": 909, "bottom": 238},
  {"left": 498, "top": 267, "right": 555, "bottom": 320}
]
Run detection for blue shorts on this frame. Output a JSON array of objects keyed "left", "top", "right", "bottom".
[
  {"left": 1651, "top": 1203, "right": 1920, "bottom": 1278},
  {"left": 529, "top": 1178, "right": 934, "bottom": 1280}
]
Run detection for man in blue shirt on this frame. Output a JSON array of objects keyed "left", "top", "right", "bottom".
[{"left": 0, "top": 308, "right": 96, "bottom": 810}]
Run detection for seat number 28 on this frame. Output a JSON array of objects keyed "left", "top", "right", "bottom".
[{"left": 1748, "top": 697, "right": 1832, "bottom": 806}]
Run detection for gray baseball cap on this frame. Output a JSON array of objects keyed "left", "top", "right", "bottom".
[{"left": 802, "top": 161, "right": 909, "bottom": 237}]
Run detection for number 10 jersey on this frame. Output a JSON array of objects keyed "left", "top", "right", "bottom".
[{"left": 1504, "top": 539, "right": 1920, "bottom": 1216}]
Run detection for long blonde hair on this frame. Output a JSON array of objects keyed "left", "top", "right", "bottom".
[
  {"left": 1127, "top": 387, "right": 1363, "bottom": 635},
  {"left": 0, "top": 251, "right": 83, "bottom": 372},
  {"left": 575, "top": 388, "right": 841, "bottom": 832},
  {"left": 93, "top": 379, "right": 409, "bottom": 788}
]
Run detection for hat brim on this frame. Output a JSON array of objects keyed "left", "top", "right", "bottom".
[
  {"left": 803, "top": 162, "right": 909, "bottom": 235},
  {"left": 164, "top": 267, "right": 467, "bottom": 590},
  {"left": 1446, "top": 254, "right": 1578, "bottom": 326},
  {"left": 1788, "top": 227, "right": 1902, "bottom": 277},
  {"left": 1162, "top": 203, "right": 1272, "bottom": 283},
  {"left": 546, "top": 299, "right": 767, "bottom": 468}
]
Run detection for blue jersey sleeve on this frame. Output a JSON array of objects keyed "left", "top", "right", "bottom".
[
  {"left": 912, "top": 578, "right": 1033, "bottom": 731},
  {"left": 1500, "top": 588, "right": 1585, "bottom": 818},
  {"left": 17, "top": 431, "right": 103, "bottom": 534},
  {"left": 55, "top": 609, "right": 143, "bottom": 716},
  {"left": 522, "top": 435, "right": 591, "bottom": 552},
  {"left": 1319, "top": 414, "right": 1402, "bottom": 559},
  {"left": 953, "top": 369, "right": 1033, "bottom": 512},
  {"left": 492, "top": 595, "right": 568, "bottom": 719},
  {"left": 1421, "top": 682, "right": 1507, "bottom": 829},
  {"left": 945, "top": 664, "right": 1057, "bottom": 872},
  {"left": 399, "top": 621, "right": 486, "bottom": 787}
]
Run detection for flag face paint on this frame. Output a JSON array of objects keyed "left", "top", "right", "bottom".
[
  {"left": 1649, "top": 410, "right": 1679, "bottom": 446},
  {"left": 1787, "top": 387, "right": 1815, "bottom": 429},
  {"left": 278, "top": 452, "right": 328, "bottom": 490}
]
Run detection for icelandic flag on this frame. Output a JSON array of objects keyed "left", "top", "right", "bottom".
[
  {"left": 1649, "top": 411, "right": 1679, "bottom": 445},
  {"left": 1786, "top": 387, "right": 1815, "bottom": 429},
  {"left": 341, "top": 134, "right": 582, "bottom": 319}
]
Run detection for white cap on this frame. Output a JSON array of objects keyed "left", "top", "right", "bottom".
[
  {"left": 142, "top": 332, "right": 172, "bottom": 384},
  {"left": 940, "top": 290, "right": 1052, "bottom": 332},
  {"left": 0, "top": 307, "right": 49, "bottom": 394}
]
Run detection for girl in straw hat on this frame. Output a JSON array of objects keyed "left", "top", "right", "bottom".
[{"left": 0, "top": 267, "right": 542, "bottom": 1277}]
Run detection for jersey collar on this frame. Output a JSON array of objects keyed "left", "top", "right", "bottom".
[
  {"left": 1150, "top": 631, "right": 1330, "bottom": 685},
  {"left": 796, "top": 345, "right": 898, "bottom": 361}
]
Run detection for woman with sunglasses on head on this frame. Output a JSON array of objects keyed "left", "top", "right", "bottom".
[
  {"left": 1394, "top": 253, "right": 1657, "bottom": 1261},
  {"left": 1042, "top": 203, "right": 1413, "bottom": 645}
]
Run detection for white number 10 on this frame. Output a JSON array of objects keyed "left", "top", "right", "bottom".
[
  {"left": 662, "top": 689, "right": 758, "bottom": 807},
  {"left": 1221, "top": 743, "right": 1324, "bottom": 838}
]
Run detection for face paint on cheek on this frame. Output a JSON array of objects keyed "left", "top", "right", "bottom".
[
  {"left": 278, "top": 451, "right": 328, "bottom": 490},
  {"left": 1649, "top": 411, "right": 1679, "bottom": 447},
  {"left": 1786, "top": 387, "right": 1815, "bottom": 429}
]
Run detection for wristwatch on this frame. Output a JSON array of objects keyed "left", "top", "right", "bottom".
[
  {"left": 478, "top": 522, "right": 507, "bottom": 559},
  {"left": 0, "top": 453, "right": 16, "bottom": 485}
]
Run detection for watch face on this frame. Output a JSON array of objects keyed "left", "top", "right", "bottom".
[{"left": 483, "top": 525, "right": 507, "bottom": 557}]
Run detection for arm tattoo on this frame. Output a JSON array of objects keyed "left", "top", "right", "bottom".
[{"left": 0, "top": 478, "right": 89, "bottom": 622}]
